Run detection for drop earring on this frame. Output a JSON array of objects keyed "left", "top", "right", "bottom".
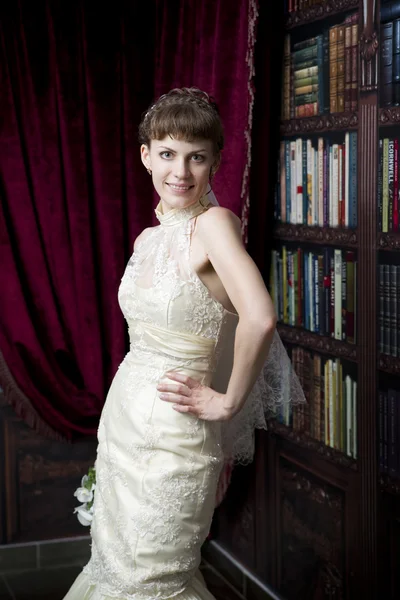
[{"left": 147, "top": 168, "right": 152, "bottom": 175}]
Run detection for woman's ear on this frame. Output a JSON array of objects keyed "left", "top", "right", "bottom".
[
  {"left": 210, "top": 155, "right": 221, "bottom": 178},
  {"left": 140, "top": 144, "right": 151, "bottom": 171}
]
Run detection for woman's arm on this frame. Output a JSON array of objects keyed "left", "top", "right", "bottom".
[{"left": 198, "top": 207, "right": 277, "bottom": 417}]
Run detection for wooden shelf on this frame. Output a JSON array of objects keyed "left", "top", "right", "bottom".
[
  {"left": 378, "top": 354, "right": 400, "bottom": 376},
  {"left": 268, "top": 420, "right": 357, "bottom": 470},
  {"left": 378, "top": 232, "right": 400, "bottom": 251},
  {"left": 285, "top": 0, "right": 359, "bottom": 30},
  {"left": 273, "top": 223, "right": 358, "bottom": 247},
  {"left": 380, "top": 473, "right": 400, "bottom": 497},
  {"left": 379, "top": 107, "right": 400, "bottom": 127},
  {"left": 281, "top": 111, "right": 358, "bottom": 136},
  {"left": 277, "top": 324, "right": 358, "bottom": 362}
]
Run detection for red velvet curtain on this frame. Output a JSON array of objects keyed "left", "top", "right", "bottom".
[{"left": 0, "top": 0, "right": 258, "bottom": 440}]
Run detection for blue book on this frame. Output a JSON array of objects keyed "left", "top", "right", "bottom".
[
  {"left": 304, "top": 251, "right": 309, "bottom": 331},
  {"left": 314, "top": 254, "right": 320, "bottom": 334},
  {"left": 350, "top": 133, "right": 358, "bottom": 227}
]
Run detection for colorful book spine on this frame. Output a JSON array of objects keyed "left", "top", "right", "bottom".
[
  {"left": 276, "top": 134, "right": 357, "bottom": 227},
  {"left": 276, "top": 346, "right": 357, "bottom": 457},
  {"left": 378, "top": 136, "right": 400, "bottom": 232},
  {"left": 271, "top": 246, "right": 357, "bottom": 342}
]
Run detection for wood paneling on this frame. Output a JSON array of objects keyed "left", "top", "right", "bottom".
[{"left": 0, "top": 395, "right": 97, "bottom": 543}]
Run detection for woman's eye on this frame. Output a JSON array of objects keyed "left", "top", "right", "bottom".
[
  {"left": 191, "top": 154, "right": 204, "bottom": 162},
  {"left": 160, "top": 151, "right": 172, "bottom": 159}
]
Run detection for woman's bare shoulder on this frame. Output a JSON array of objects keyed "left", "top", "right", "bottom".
[{"left": 197, "top": 205, "right": 243, "bottom": 241}]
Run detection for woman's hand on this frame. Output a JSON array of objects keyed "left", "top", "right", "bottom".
[{"left": 157, "top": 371, "right": 235, "bottom": 422}]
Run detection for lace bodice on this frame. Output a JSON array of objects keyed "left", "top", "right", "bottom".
[
  {"left": 117, "top": 193, "right": 305, "bottom": 465},
  {"left": 118, "top": 195, "right": 230, "bottom": 372}
]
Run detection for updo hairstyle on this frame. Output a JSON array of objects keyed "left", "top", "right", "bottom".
[{"left": 138, "top": 87, "right": 224, "bottom": 172}]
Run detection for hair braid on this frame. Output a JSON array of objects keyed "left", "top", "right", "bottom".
[{"left": 139, "top": 87, "right": 224, "bottom": 157}]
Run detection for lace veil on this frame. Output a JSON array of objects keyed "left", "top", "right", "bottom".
[{"left": 207, "top": 187, "right": 306, "bottom": 465}]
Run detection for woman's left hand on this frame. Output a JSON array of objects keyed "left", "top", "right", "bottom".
[{"left": 157, "top": 371, "right": 234, "bottom": 422}]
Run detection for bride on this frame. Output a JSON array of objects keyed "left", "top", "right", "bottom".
[{"left": 64, "top": 87, "right": 304, "bottom": 600}]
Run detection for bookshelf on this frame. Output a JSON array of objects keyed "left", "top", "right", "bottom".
[
  {"left": 273, "top": 221, "right": 358, "bottom": 245},
  {"left": 281, "top": 110, "right": 358, "bottom": 134},
  {"left": 285, "top": 0, "right": 360, "bottom": 30},
  {"left": 261, "top": 1, "right": 400, "bottom": 599},
  {"left": 277, "top": 322, "right": 358, "bottom": 359}
]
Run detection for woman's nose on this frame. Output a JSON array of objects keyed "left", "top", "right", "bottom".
[{"left": 173, "top": 158, "right": 190, "bottom": 179}]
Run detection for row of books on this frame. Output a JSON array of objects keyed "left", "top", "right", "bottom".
[
  {"left": 282, "top": 14, "right": 359, "bottom": 119},
  {"left": 275, "top": 133, "right": 358, "bottom": 227},
  {"left": 378, "top": 138, "right": 400, "bottom": 232},
  {"left": 381, "top": 18, "right": 400, "bottom": 107},
  {"left": 276, "top": 348, "right": 357, "bottom": 458},
  {"left": 379, "top": 388, "right": 400, "bottom": 477},
  {"left": 379, "top": 263, "right": 400, "bottom": 357},
  {"left": 270, "top": 246, "right": 357, "bottom": 342}
]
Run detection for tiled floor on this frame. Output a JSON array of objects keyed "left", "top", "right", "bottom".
[
  {"left": 0, "top": 566, "right": 82, "bottom": 599},
  {"left": 0, "top": 563, "right": 243, "bottom": 600}
]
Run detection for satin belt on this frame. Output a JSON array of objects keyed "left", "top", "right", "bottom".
[{"left": 128, "top": 320, "right": 216, "bottom": 365}]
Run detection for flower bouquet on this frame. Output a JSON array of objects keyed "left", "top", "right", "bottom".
[{"left": 73, "top": 466, "right": 96, "bottom": 526}]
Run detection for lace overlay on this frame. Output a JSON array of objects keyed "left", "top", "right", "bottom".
[{"left": 68, "top": 195, "right": 304, "bottom": 600}]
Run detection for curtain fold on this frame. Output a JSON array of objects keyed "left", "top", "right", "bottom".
[{"left": 0, "top": 0, "right": 258, "bottom": 440}]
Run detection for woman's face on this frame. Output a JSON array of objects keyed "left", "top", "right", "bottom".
[{"left": 141, "top": 136, "right": 216, "bottom": 211}]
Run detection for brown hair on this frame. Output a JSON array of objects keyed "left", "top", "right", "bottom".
[{"left": 138, "top": 88, "right": 224, "bottom": 162}]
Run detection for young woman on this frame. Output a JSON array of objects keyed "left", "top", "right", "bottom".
[{"left": 64, "top": 87, "right": 303, "bottom": 600}]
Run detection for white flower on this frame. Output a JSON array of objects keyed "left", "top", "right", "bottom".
[
  {"left": 74, "top": 486, "right": 94, "bottom": 503},
  {"left": 74, "top": 504, "right": 93, "bottom": 527},
  {"left": 74, "top": 467, "right": 96, "bottom": 527}
]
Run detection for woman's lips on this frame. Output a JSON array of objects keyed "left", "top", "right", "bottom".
[{"left": 166, "top": 183, "right": 194, "bottom": 193}]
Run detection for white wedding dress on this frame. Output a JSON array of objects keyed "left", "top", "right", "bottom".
[{"left": 64, "top": 194, "right": 304, "bottom": 600}]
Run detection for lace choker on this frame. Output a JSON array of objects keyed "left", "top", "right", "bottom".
[{"left": 154, "top": 195, "right": 213, "bottom": 227}]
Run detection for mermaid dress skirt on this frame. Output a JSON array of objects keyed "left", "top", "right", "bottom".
[
  {"left": 64, "top": 197, "right": 234, "bottom": 600},
  {"left": 63, "top": 195, "right": 304, "bottom": 600}
]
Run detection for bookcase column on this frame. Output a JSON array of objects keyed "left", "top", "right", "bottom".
[{"left": 358, "top": 0, "right": 379, "bottom": 596}]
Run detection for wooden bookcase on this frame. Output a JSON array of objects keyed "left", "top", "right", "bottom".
[
  {"left": 263, "top": 1, "right": 398, "bottom": 599},
  {"left": 208, "top": 2, "right": 400, "bottom": 599}
]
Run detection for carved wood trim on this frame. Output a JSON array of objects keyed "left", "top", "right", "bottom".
[
  {"left": 380, "top": 473, "right": 400, "bottom": 497},
  {"left": 281, "top": 112, "right": 358, "bottom": 136},
  {"left": 277, "top": 324, "right": 358, "bottom": 361},
  {"left": 377, "top": 233, "right": 400, "bottom": 251},
  {"left": 378, "top": 354, "right": 400, "bottom": 375},
  {"left": 360, "top": 0, "right": 378, "bottom": 92},
  {"left": 273, "top": 223, "right": 358, "bottom": 247},
  {"left": 379, "top": 107, "right": 400, "bottom": 127},
  {"left": 285, "top": 0, "right": 359, "bottom": 29},
  {"left": 269, "top": 420, "right": 358, "bottom": 471}
]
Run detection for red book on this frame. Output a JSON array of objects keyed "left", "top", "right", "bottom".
[
  {"left": 394, "top": 139, "right": 399, "bottom": 232},
  {"left": 330, "top": 255, "right": 335, "bottom": 337}
]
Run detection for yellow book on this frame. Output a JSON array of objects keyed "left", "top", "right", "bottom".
[
  {"left": 332, "top": 361, "right": 337, "bottom": 449},
  {"left": 324, "top": 360, "right": 329, "bottom": 446},
  {"left": 339, "top": 362, "right": 344, "bottom": 451}
]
